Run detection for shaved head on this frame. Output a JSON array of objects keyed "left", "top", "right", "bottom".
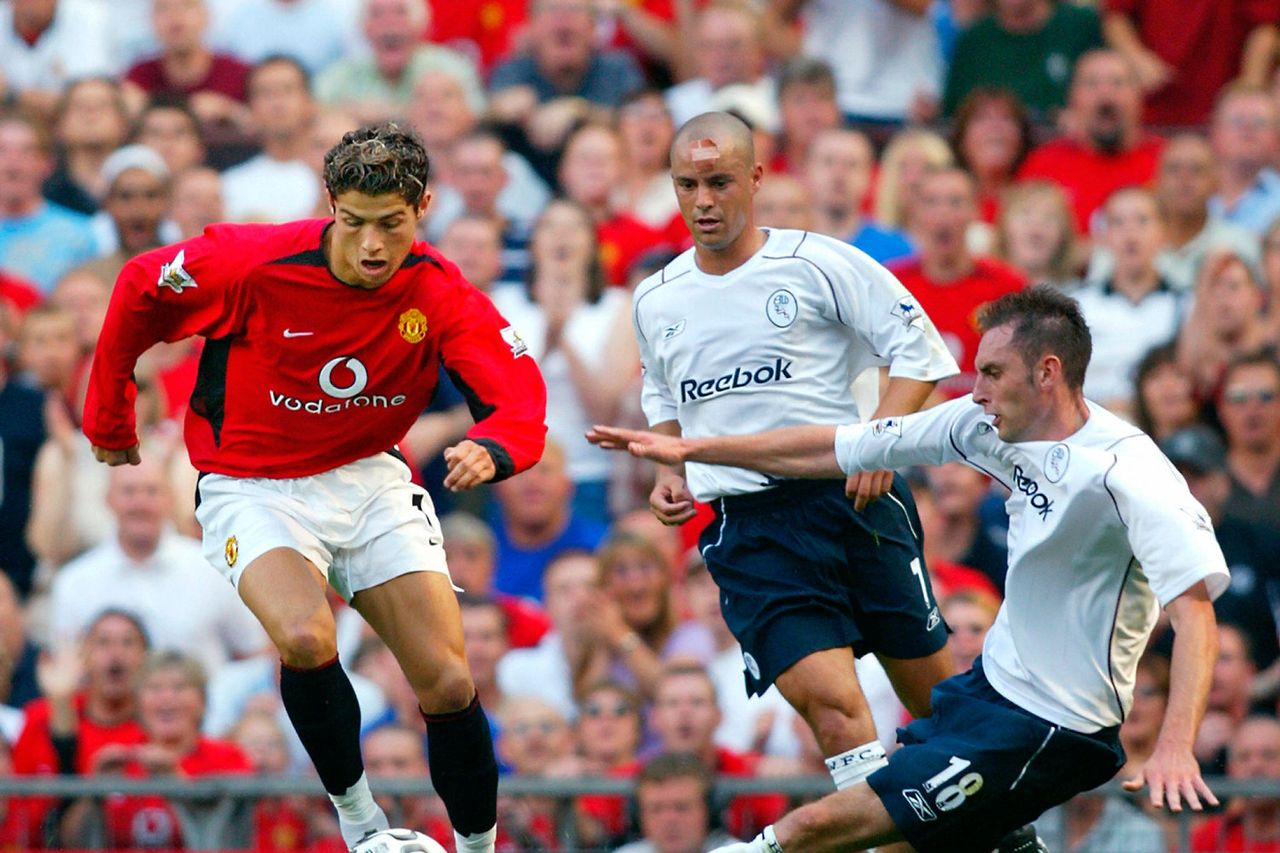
[{"left": 671, "top": 111, "right": 755, "bottom": 170}]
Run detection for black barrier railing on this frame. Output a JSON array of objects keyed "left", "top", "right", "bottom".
[{"left": 0, "top": 775, "right": 1274, "bottom": 851}]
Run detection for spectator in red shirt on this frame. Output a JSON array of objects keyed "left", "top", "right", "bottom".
[
  {"left": 426, "top": 0, "right": 527, "bottom": 75},
  {"left": 1101, "top": 0, "right": 1279, "bottom": 127},
  {"left": 1191, "top": 715, "right": 1280, "bottom": 852},
  {"left": 889, "top": 167, "right": 1027, "bottom": 396},
  {"left": 564, "top": 680, "right": 645, "bottom": 848},
  {"left": 123, "top": 0, "right": 251, "bottom": 130},
  {"left": 939, "top": 589, "right": 999, "bottom": 674},
  {"left": 0, "top": 271, "right": 42, "bottom": 318},
  {"left": 1018, "top": 49, "right": 1164, "bottom": 235},
  {"left": 495, "top": 697, "right": 572, "bottom": 849}
]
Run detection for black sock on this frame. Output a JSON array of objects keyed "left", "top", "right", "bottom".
[
  {"left": 280, "top": 655, "right": 364, "bottom": 796},
  {"left": 422, "top": 695, "right": 498, "bottom": 835}
]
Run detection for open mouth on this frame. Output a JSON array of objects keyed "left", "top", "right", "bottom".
[
  {"left": 695, "top": 217, "right": 719, "bottom": 231},
  {"left": 360, "top": 259, "right": 388, "bottom": 276}
]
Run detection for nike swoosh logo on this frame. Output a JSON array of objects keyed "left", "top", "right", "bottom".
[{"left": 283, "top": 329, "right": 313, "bottom": 338}]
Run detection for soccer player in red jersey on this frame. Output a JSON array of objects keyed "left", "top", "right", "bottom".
[{"left": 82, "top": 123, "right": 548, "bottom": 853}]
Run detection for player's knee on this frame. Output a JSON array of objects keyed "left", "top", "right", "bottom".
[
  {"left": 275, "top": 619, "right": 337, "bottom": 669},
  {"left": 416, "top": 659, "right": 475, "bottom": 714}
]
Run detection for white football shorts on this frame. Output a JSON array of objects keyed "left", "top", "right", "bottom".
[{"left": 195, "top": 451, "right": 451, "bottom": 600}]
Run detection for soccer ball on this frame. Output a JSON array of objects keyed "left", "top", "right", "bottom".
[{"left": 350, "top": 828, "right": 448, "bottom": 853}]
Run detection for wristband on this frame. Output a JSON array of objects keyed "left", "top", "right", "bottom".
[{"left": 762, "top": 825, "right": 784, "bottom": 853}]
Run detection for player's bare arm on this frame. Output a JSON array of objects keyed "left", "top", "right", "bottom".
[
  {"left": 588, "top": 422, "right": 844, "bottom": 479},
  {"left": 1123, "top": 581, "right": 1220, "bottom": 812},
  {"left": 848, "top": 375, "right": 937, "bottom": 510}
]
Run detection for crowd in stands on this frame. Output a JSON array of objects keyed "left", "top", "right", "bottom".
[{"left": 2, "top": 0, "right": 1280, "bottom": 850}]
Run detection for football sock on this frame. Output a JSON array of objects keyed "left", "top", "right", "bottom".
[
  {"left": 454, "top": 824, "right": 498, "bottom": 853},
  {"left": 279, "top": 655, "right": 386, "bottom": 845},
  {"left": 422, "top": 694, "right": 498, "bottom": 837},
  {"left": 826, "top": 740, "right": 888, "bottom": 790}
]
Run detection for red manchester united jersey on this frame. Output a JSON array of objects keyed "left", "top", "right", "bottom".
[{"left": 84, "top": 220, "right": 547, "bottom": 479}]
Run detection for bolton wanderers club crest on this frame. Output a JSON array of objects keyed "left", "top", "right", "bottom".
[
  {"left": 224, "top": 536, "right": 238, "bottom": 568},
  {"left": 398, "top": 308, "right": 428, "bottom": 344},
  {"left": 767, "top": 289, "right": 797, "bottom": 328}
]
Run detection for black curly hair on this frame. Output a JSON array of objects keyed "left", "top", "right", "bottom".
[{"left": 322, "top": 122, "right": 430, "bottom": 207}]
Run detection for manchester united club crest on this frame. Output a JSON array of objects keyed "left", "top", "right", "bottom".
[
  {"left": 225, "top": 535, "right": 238, "bottom": 568},
  {"left": 399, "top": 308, "right": 428, "bottom": 344}
]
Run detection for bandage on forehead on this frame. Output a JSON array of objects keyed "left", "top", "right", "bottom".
[{"left": 689, "top": 138, "right": 721, "bottom": 170}]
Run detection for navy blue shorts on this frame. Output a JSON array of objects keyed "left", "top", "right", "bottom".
[
  {"left": 867, "top": 658, "right": 1126, "bottom": 853},
  {"left": 699, "top": 477, "right": 947, "bottom": 696}
]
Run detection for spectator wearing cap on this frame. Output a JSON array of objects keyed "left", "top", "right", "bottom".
[
  {"left": 0, "top": 113, "right": 97, "bottom": 294},
  {"left": 1218, "top": 351, "right": 1280, "bottom": 532},
  {"left": 805, "top": 128, "right": 914, "bottom": 265},
  {"left": 944, "top": 0, "right": 1101, "bottom": 120},
  {"left": 1178, "top": 251, "right": 1271, "bottom": 402},
  {"left": 664, "top": 2, "right": 774, "bottom": 129},
  {"left": 0, "top": 0, "right": 118, "bottom": 118},
  {"left": 316, "top": 0, "right": 483, "bottom": 126},
  {"left": 123, "top": 0, "right": 252, "bottom": 130},
  {"left": 1018, "top": 49, "right": 1165, "bottom": 235},
  {"left": 1162, "top": 425, "right": 1280, "bottom": 676},
  {"left": 1190, "top": 716, "right": 1280, "bottom": 853},
  {"left": 76, "top": 144, "right": 176, "bottom": 286},
  {"left": 43, "top": 78, "right": 132, "bottom": 216},
  {"left": 1209, "top": 85, "right": 1280, "bottom": 236}
]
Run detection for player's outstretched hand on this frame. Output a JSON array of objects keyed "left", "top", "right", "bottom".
[
  {"left": 845, "top": 469, "right": 894, "bottom": 511},
  {"left": 93, "top": 444, "right": 142, "bottom": 466},
  {"left": 443, "top": 440, "right": 497, "bottom": 492},
  {"left": 586, "top": 425, "right": 688, "bottom": 466},
  {"left": 1122, "top": 743, "right": 1219, "bottom": 813}
]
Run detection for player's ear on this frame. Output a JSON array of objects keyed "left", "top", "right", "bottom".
[
  {"left": 415, "top": 191, "right": 431, "bottom": 221},
  {"left": 326, "top": 190, "right": 336, "bottom": 215}
]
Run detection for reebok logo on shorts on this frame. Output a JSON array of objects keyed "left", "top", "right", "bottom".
[{"left": 902, "top": 788, "right": 936, "bottom": 822}]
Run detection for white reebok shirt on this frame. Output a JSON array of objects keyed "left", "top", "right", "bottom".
[
  {"left": 834, "top": 398, "right": 1231, "bottom": 732},
  {"left": 635, "top": 229, "right": 957, "bottom": 501}
]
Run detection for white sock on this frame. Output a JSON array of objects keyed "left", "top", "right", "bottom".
[
  {"left": 454, "top": 823, "right": 497, "bottom": 853},
  {"left": 330, "top": 773, "right": 388, "bottom": 846},
  {"left": 825, "top": 740, "right": 888, "bottom": 790}
]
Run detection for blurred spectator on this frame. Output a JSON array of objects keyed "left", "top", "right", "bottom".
[
  {"left": 805, "top": 128, "right": 913, "bottom": 265},
  {"left": 950, "top": 88, "right": 1035, "bottom": 228},
  {"left": 872, "top": 127, "right": 954, "bottom": 232},
  {"left": 494, "top": 697, "right": 570, "bottom": 848},
  {"left": 10, "top": 610, "right": 148, "bottom": 848},
  {"left": 1219, "top": 351, "right": 1280, "bottom": 531},
  {"left": 351, "top": 635, "right": 422, "bottom": 734},
  {"left": 44, "top": 77, "right": 131, "bottom": 215},
  {"left": 1191, "top": 715, "right": 1280, "bottom": 852},
  {"left": 123, "top": 0, "right": 251, "bottom": 130},
  {"left": 14, "top": 303, "right": 77, "bottom": 398},
  {"left": 1076, "top": 186, "right": 1182, "bottom": 411},
  {"left": 79, "top": 144, "right": 174, "bottom": 284},
  {"left": 170, "top": 165, "right": 224, "bottom": 239},
  {"left": 1090, "top": 132, "right": 1260, "bottom": 291},
  {"left": 906, "top": 472, "right": 1001, "bottom": 601},
  {"left": 1118, "top": 653, "right": 1170, "bottom": 783},
  {"left": 614, "top": 89, "right": 680, "bottom": 236},
  {"left": 49, "top": 267, "right": 110, "bottom": 355},
  {"left": 944, "top": 0, "right": 1101, "bottom": 120},
  {"left": 615, "top": 753, "right": 743, "bottom": 853},
  {"left": 490, "top": 443, "right": 608, "bottom": 602},
  {"left": 0, "top": 270, "right": 41, "bottom": 318},
  {"left": 70, "top": 651, "right": 254, "bottom": 850},
  {"left": 1131, "top": 342, "right": 1201, "bottom": 441},
  {"left": 0, "top": 307, "right": 45, "bottom": 598},
  {"left": 920, "top": 462, "right": 1009, "bottom": 591},
  {"left": 457, "top": 594, "right": 511, "bottom": 738},
  {"left": 0, "top": 573, "right": 37, "bottom": 712},
  {"left": 134, "top": 101, "right": 209, "bottom": 174},
  {"left": 0, "top": 112, "right": 97, "bottom": 293},
  {"left": 753, "top": 173, "right": 812, "bottom": 231},
  {"left": 570, "top": 680, "right": 646, "bottom": 848},
  {"left": 441, "top": 512, "right": 550, "bottom": 649},
  {"left": 316, "top": 0, "right": 483, "bottom": 126},
  {"left": 363, "top": 723, "right": 449, "bottom": 838},
  {"left": 888, "top": 166, "right": 1027, "bottom": 397},
  {"left": 665, "top": 2, "right": 773, "bottom": 129},
  {"left": 214, "top": 0, "right": 353, "bottom": 75},
  {"left": 438, "top": 215, "right": 506, "bottom": 294},
  {"left": 648, "top": 663, "right": 787, "bottom": 841},
  {"left": 1264, "top": 216, "right": 1280, "bottom": 343},
  {"left": 769, "top": 58, "right": 840, "bottom": 178},
  {"left": 1034, "top": 792, "right": 1164, "bottom": 853},
  {"left": 1162, "top": 425, "right": 1280, "bottom": 674},
  {"left": 593, "top": 531, "right": 714, "bottom": 702},
  {"left": 1101, "top": 0, "right": 1279, "bottom": 127},
  {"left": 496, "top": 550, "right": 603, "bottom": 717},
  {"left": 773, "top": 0, "right": 942, "bottom": 124},
  {"left": 490, "top": 201, "right": 639, "bottom": 516},
  {"left": 1209, "top": 84, "right": 1280, "bottom": 235},
  {"left": 49, "top": 451, "right": 266, "bottom": 675},
  {"left": 993, "top": 180, "right": 1079, "bottom": 288},
  {"left": 221, "top": 55, "right": 319, "bottom": 223},
  {"left": 488, "top": 0, "right": 643, "bottom": 108},
  {"left": 1195, "top": 622, "right": 1258, "bottom": 776},
  {"left": 425, "top": 0, "right": 525, "bottom": 74},
  {"left": 939, "top": 588, "right": 999, "bottom": 673},
  {"left": 1179, "top": 251, "right": 1271, "bottom": 402},
  {"left": 683, "top": 557, "right": 797, "bottom": 759},
  {"left": 0, "top": 0, "right": 117, "bottom": 117},
  {"left": 1018, "top": 49, "right": 1164, "bottom": 235}
]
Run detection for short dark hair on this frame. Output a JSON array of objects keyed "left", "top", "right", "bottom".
[
  {"left": 456, "top": 592, "right": 509, "bottom": 631},
  {"left": 1222, "top": 348, "right": 1280, "bottom": 390},
  {"left": 323, "top": 122, "right": 431, "bottom": 207},
  {"left": 777, "top": 56, "right": 836, "bottom": 99},
  {"left": 88, "top": 607, "right": 152, "bottom": 648},
  {"left": 977, "top": 285, "right": 1093, "bottom": 390},
  {"left": 247, "top": 54, "right": 311, "bottom": 95},
  {"left": 638, "top": 751, "right": 713, "bottom": 791}
]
